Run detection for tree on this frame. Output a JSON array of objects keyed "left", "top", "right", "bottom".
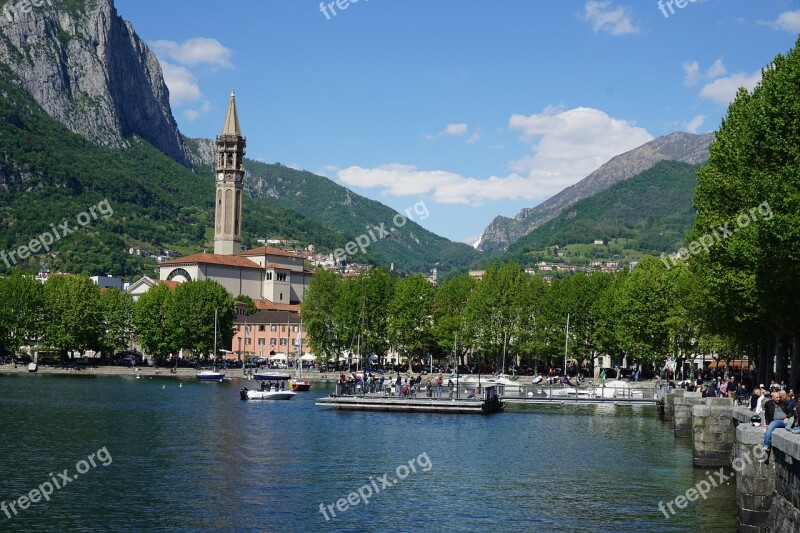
[
  {"left": 464, "top": 263, "right": 529, "bottom": 371},
  {"left": 133, "top": 283, "right": 174, "bottom": 360},
  {"left": 42, "top": 275, "right": 102, "bottom": 358},
  {"left": 97, "top": 288, "right": 134, "bottom": 354},
  {"left": 0, "top": 271, "right": 44, "bottom": 352},
  {"left": 165, "top": 280, "right": 234, "bottom": 358},
  {"left": 431, "top": 274, "right": 476, "bottom": 364},
  {"left": 388, "top": 275, "right": 434, "bottom": 359},
  {"left": 301, "top": 268, "right": 342, "bottom": 359}
]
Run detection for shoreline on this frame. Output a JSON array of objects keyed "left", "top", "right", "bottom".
[{"left": 0, "top": 364, "right": 658, "bottom": 388}]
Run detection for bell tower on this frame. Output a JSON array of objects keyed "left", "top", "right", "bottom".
[{"left": 214, "top": 89, "right": 246, "bottom": 255}]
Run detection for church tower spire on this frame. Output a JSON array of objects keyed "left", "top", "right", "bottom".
[{"left": 214, "top": 88, "right": 246, "bottom": 255}]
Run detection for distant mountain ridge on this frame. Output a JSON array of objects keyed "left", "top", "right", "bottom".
[
  {"left": 478, "top": 132, "right": 715, "bottom": 252},
  {"left": 0, "top": 0, "right": 189, "bottom": 166}
]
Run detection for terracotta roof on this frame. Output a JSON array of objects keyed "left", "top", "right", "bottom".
[
  {"left": 161, "top": 252, "right": 263, "bottom": 270},
  {"left": 235, "top": 310, "right": 300, "bottom": 325},
  {"left": 155, "top": 280, "right": 181, "bottom": 289},
  {"left": 237, "top": 245, "right": 302, "bottom": 259},
  {"left": 254, "top": 298, "right": 301, "bottom": 312}
]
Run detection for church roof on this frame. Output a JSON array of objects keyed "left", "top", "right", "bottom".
[
  {"left": 237, "top": 245, "right": 303, "bottom": 259},
  {"left": 254, "top": 298, "right": 301, "bottom": 312},
  {"left": 161, "top": 252, "right": 263, "bottom": 270},
  {"left": 221, "top": 88, "right": 241, "bottom": 136}
]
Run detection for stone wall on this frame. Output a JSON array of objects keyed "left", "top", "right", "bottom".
[
  {"left": 664, "top": 388, "right": 684, "bottom": 422},
  {"left": 674, "top": 391, "right": 702, "bottom": 438},
  {"left": 732, "top": 405, "right": 800, "bottom": 532},
  {"left": 693, "top": 397, "right": 735, "bottom": 467}
]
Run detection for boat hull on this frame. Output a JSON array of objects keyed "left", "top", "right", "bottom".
[
  {"left": 240, "top": 388, "right": 297, "bottom": 400},
  {"left": 196, "top": 372, "right": 225, "bottom": 382},
  {"left": 290, "top": 379, "right": 311, "bottom": 391}
]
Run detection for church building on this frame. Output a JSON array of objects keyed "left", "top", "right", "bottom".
[{"left": 158, "top": 90, "right": 313, "bottom": 307}]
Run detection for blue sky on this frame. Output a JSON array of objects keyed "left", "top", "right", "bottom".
[{"left": 116, "top": 0, "right": 800, "bottom": 244}]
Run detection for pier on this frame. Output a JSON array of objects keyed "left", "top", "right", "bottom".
[{"left": 316, "top": 384, "right": 504, "bottom": 414}]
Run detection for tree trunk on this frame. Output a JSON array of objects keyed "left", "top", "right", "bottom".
[
  {"left": 758, "top": 333, "right": 770, "bottom": 387},
  {"left": 791, "top": 334, "right": 800, "bottom": 394},
  {"left": 775, "top": 334, "right": 787, "bottom": 385}
]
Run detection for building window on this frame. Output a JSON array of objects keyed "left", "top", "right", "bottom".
[
  {"left": 281, "top": 325, "right": 286, "bottom": 332},
  {"left": 245, "top": 338, "right": 251, "bottom": 345},
  {"left": 269, "top": 339, "right": 276, "bottom": 346},
  {"left": 280, "top": 338, "right": 287, "bottom": 346},
  {"left": 270, "top": 325, "right": 277, "bottom": 332},
  {"left": 277, "top": 272, "right": 286, "bottom": 282},
  {"left": 279, "top": 293, "right": 283, "bottom": 301},
  {"left": 292, "top": 339, "right": 300, "bottom": 346},
  {"left": 265, "top": 272, "right": 272, "bottom": 281},
  {"left": 258, "top": 339, "right": 265, "bottom": 346},
  {"left": 259, "top": 325, "right": 265, "bottom": 332},
  {"left": 292, "top": 325, "right": 299, "bottom": 332}
]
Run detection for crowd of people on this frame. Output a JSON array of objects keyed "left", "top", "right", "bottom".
[{"left": 336, "top": 372, "right": 457, "bottom": 399}]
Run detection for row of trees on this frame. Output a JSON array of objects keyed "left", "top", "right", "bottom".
[
  {"left": 0, "top": 273, "right": 234, "bottom": 363},
  {"left": 300, "top": 258, "right": 717, "bottom": 374}
]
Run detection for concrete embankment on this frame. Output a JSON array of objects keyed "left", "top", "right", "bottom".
[{"left": 661, "top": 389, "right": 800, "bottom": 532}]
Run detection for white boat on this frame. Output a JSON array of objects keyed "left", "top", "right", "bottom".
[
  {"left": 241, "top": 374, "right": 296, "bottom": 400},
  {"left": 240, "top": 388, "right": 297, "bottom": 400},
  {"left": 196, "top": 370, "right": 225, "bottom": 382},
  {"left": 543, "top": 387, "right": 595, "bottom": 398},
  {"left": 461, "top": 373, "right": 524, "bottom": 393},
  {"left": 594, "top": 380, "right": 642, "bottom": 399}
]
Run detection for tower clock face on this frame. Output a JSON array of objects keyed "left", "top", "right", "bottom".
[{"left": 217, "top": 172, "right": 224, "bottom": 181}]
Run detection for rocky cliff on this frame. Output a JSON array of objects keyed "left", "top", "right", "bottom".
[
  {"left": 0, "top": 0, "right": 189, "bottom": 166},
  {"left": 478, "top": 132, "right": 715, "bottom": 251}
]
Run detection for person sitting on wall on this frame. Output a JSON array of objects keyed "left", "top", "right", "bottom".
[{"left": 763, "top": 390, "right": 791, "bottom": 451}]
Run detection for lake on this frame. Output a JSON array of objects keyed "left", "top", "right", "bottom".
[{"left": 0, "top": 374, "right": 736, "bottom": 532}]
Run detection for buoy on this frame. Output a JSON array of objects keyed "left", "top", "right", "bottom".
[
  {"left": 179, "top": 383, "right": 182, "bottom": 388},
  {"left": 162, "top": 385, "right": 165, "bottom": 389}
]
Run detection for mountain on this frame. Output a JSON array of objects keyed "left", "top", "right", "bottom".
[
  {"left": 0, "top": 0, "right": 189, "bottom": 166},
  {"left": 0, "top": 63, "right": 348, "bottom": 277},
  {"left": 186, "top": 140, "right": 481, "bottom": 274},
  {"left": 478, "top": 132, "right": 715, "bottom": 252},
  {"left": 494, "top": 160, "right": 700, "bottom": 267}
]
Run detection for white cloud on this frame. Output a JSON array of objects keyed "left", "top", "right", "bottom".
[
  {"left": 686, "top": 115, "right": 706, "bottom": 134},
  {"left": 183, "top": 109, "right": 199, "bottom": 122},
  {"left": 467, "top": 129, "right": 481, "bottom": 144},
  {"left": 582, "top": 1, "right": 639, "bottom": 36},
  {"left": 336, "top": 106, "right": 652, "bottom": 205},
  {"left": 699, "top": 71, "right": 762, "bottom": 104},
  {"left": 426, "top": 122, "right": 472, "bottom": 140},
  {"left": 150, "top": 38, "right": 233, "bottom": 68},
  {"left": 683, "top": 59, "right": 726, "bottom": 86},
  {"left": 683, "top": 61, "right": 700, "bottom": 86},
  {"left": 160, "top": 62, "right": 202, "bottom": 105},
  {"left": 762, "top": 10, "right": 800, "bottom": 32},
  {"left": 444, "top": 123, "right": 468, "bottom": 136}
]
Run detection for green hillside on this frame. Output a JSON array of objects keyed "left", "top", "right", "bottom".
[
  {"left": 0, "top": 64, "right": 347, "bottom": 277},
  {"left": 498, "top": 160, "right": 699, "bottom": 267},
  {"left": 236, "top": 159, "right": 481, "bottom": 274}
]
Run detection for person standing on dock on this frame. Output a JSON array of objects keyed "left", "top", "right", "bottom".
[
  {"left": 448, "top": 379, "right": 455, "bottom": 399},
  {"left": 436, "top": 375, "right": 443, "bottom": 398}
]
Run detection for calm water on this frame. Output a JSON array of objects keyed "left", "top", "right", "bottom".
[{"left": 0, "top": 374, "right": 735, "bottom": 532}]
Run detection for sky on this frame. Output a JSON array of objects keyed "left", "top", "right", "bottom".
[{"left": 115, "top": 0, "right": 800, "bottom": 244}]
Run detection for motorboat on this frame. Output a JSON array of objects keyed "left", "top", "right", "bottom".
[
  {"left": 543, "top": 386, "right": 595, "bottom": 398},
  {"left": 594, "top": 380, "right": 643, "bottom": 399},
  {"left": 241, "top": 374, "right": 297, "bottom": 400},
  {"left": 240, "top": 387, "right": 297, "bottom": 400},
  {"left": 254, "top": 372, "right": 291, "bottom": 381},
  {"left": 28, "top": 363, "right": 37, "bottom": 373},
  {"left": 196, "top": 370, "right": 225, "bottom": 382},
  {"left": 461, "top": 373, "right": 524, "bottom": 393},
  {"left": 289, "top": 378, "right": 311, "bottom": 391}
]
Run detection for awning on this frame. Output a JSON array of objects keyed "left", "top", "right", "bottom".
[
  {"left": 269, "top": 353, "right": 288, "bottom": 361},
  {"left": 300, "top": 354, "right": 316, "bottom": 362}
]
